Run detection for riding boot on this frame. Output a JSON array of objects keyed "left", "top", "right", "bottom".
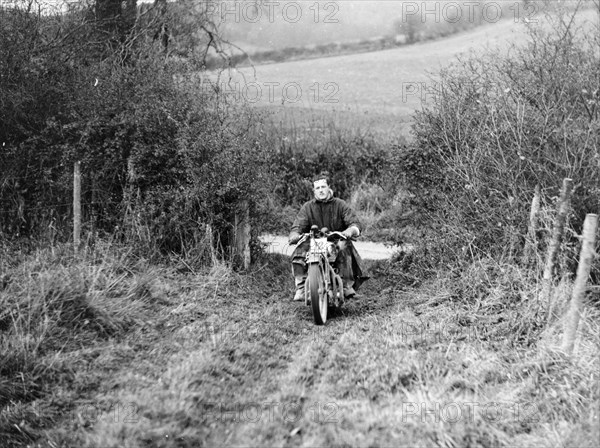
[{"left": 343, "top": 279, "right": 356, "bottom": 298}]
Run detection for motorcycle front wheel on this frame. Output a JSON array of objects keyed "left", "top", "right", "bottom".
[{"left": 308, "top": 263, "right": 328, "bottom": 325}]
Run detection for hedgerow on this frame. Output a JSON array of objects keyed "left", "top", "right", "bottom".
[
  {"left": 393, "top": 7, "right": 599, "bottom": 272},
  {"left": 0, "top": 2, "right": 270, "bottom": 261}
]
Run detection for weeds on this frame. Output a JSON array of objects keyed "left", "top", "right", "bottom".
[
  {"left": 1, "top": 238, "right": 598, "bottom": 447},
  {"left": 0, "top": 240, "right": 171, "bottom": 447}
]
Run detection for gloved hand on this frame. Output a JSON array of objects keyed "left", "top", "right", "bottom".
[
  {"left": 342, "top": 226, "right": 359, "bottom": 239},
  {"left": 288, "top": 232, "right": 302, "bottom": 245}
]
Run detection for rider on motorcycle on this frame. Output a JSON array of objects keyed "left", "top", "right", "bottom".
[{"left": 288, "top": 172, "right": 368, "bottom": 301}]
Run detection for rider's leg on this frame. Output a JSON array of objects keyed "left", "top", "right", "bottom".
[
  {"left": 292, "top": 260, "right": 307, "bottom": 301},
  {"left": 335, "top": 240, "right": 355, "bottom": 297},
  {"left": 291, "top": 239, "right": 309, "bottom": 301}
]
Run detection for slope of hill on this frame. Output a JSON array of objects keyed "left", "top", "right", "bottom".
[{"left": 214, "top": 9, "right": 598, "bottom": 137}]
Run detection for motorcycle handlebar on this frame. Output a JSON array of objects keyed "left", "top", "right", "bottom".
[{"left": 290, "top": 230, "right": 353, "bottom": 245}]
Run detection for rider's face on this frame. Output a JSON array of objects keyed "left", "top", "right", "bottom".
[{"left": 313, "top": 179, "right": 329, "bottom": 200}]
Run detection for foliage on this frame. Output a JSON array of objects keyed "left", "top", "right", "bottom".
[
  {"left": 250, "top": 113, "right": 401, "bottom": 236},
  {"left": 260, "top": 116, "right": 396, "bottom": 207},
  {"left": 0, "top": 1, "right": 269, "bottom": 261},
  {"left": 393, "top": 6, "right": 600, "bottom": 269},
  {"left": 0, "top": 240, "right": 163, "bottom": 446}
]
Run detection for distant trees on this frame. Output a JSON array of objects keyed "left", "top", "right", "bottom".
[
  {"left": 391, "top": 2, "right": 537, "bottom": 45},
  {"left": 392, "top": 11, "right": 422, "bottom": 44}
]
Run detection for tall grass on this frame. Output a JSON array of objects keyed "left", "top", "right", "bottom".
[
  {"left": 39, "top": 253, "right": 599, "bottom": 447},
  {"left": 0, "top": 240, "right": 171, "bottom": 446}
]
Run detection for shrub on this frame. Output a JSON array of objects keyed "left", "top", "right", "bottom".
[
  {"left": 0, "top": 1, "right": 270, "bottom": 262},
  {"left": 261, "top": 115, "right": 396, "bottom": 208},
  {"left": 394, "top": 7, "right": 600, "bottom": 270}
]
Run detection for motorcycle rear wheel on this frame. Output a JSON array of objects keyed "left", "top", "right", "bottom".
[{"left": 308, "top": 263, "right": 328, "bottom": 325}]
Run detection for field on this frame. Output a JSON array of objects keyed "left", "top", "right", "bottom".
[
  {"left": 219, "top": 17, "right": 528, "bottom": 138},
  {"left": 215, "top": 8, "right": 598, "bottom": 138}
]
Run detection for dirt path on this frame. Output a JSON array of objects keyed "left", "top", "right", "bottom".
[
  {"left": 198, "top": 265, "right": 410, "bottom": 447},
  {"left": 260, "top": 234, "right": 402, "bottom": 260}
]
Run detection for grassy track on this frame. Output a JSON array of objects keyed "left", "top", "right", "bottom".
[{"left": 22, "top": 253, "right": 597, "bottom": 447}]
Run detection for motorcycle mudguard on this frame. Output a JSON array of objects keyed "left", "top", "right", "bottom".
[
  {"left": 305, "top": 260, "right": 325, "bottom": 302},
  {"left": 305, "top": 261, "right": 324, "bottom": 306}
]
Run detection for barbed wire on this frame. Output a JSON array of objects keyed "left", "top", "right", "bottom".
[
  {"left": 0, "top": 199, "right": 123, "bottom": 213},
  {"left": 1, "top": 172, "right": 122, "bottom": 181}
]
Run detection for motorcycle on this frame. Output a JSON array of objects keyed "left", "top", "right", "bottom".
[{"left": 296, "top": 225, "right": 348, "bottom": 325}]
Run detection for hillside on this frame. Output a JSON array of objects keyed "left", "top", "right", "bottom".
[{"left": 215, "top": 8, "right": 598, "bottom": 137}]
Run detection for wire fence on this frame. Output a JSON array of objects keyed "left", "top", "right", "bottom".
[{"left": 0, "top": 162, "right": 252, "bottom": 266}]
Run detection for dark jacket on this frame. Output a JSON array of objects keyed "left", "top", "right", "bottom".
[
  {"left": 289, "top": 196, "right": 368, "bottom": 290},
  {"left": 289, "top": 197, "right": 361, "bottom": 238}
]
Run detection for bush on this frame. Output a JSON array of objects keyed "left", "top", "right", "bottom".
[
  {"left": 394, "top": 7, "right": 600, "bottom": 269},
  {"left": 0, "top": 2, "right": 270, "bottom": 262},
  {"left": 260, "top": 115, "right": 396, "bottom": 208}
]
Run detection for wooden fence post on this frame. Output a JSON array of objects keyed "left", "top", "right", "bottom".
[
  {"left": 542, "top": 178, "right": 573, "bottom": 320},
  {"left": 73, "top": 161, "right": 81, "bottom": 254},
  {"left": 523, "top": 184, "right": 541, "bottom": 267},
  {"left": 90, "top": 173, "right": 98, "bottom": 233},
  {"left": 124, "top": 157, "right": 135, "bottom": 224},
  {"left": 206, "top": 223, "right": 217, "bottom": 265},
  {"left": 234, "top": 200, "right": 251, "bottom": 270},
  {"left": 562, "top": 214, "right": 598, "bottom": 355}
]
